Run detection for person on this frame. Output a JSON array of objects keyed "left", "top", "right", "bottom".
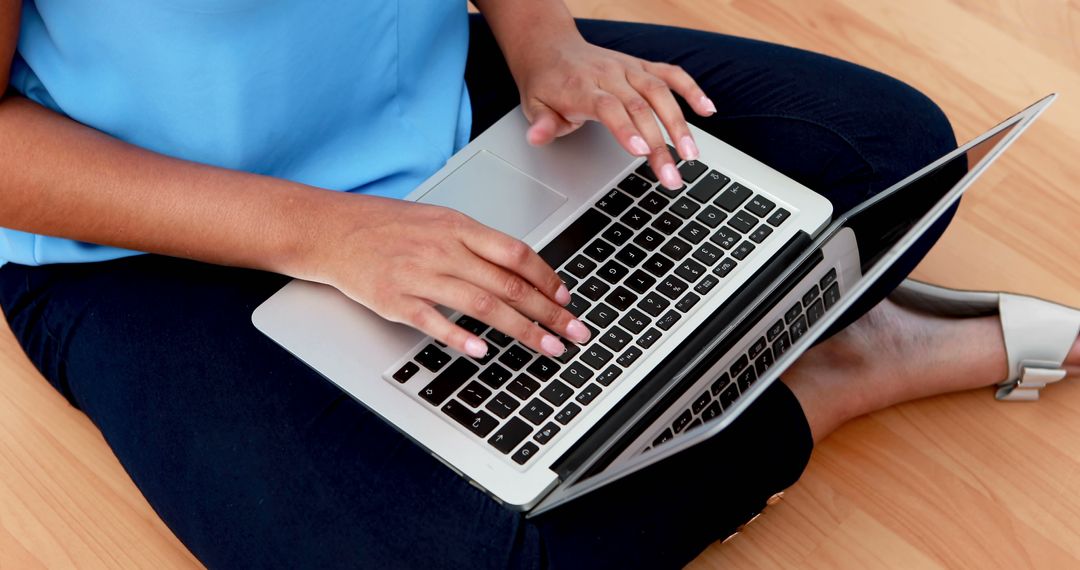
[{"left": 0, "top": 1, "right": 1077, "bottom": 568}]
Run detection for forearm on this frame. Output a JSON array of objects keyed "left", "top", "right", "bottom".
[
  {"left": 471, "top": 0, "right": 581, "bottom": 81},
  {"left": 0, "top": 95, "right": 338, "bottom": 278}
]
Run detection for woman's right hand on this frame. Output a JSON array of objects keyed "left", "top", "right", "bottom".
[{"left": 309, "top": 194, "right": 591, "bottom": 359}]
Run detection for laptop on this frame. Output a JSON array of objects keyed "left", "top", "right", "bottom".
[{"left": 252, "top": 94, "right": 1054, "bottom": 514}]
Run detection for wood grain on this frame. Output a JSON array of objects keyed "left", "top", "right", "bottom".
[{"left": 1, "top": 0, "right": 1078, "bottom": 567}]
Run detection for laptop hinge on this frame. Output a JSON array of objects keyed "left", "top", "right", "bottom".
[{"left": 549, "top": 231, "right": 818, "bottom": 478}]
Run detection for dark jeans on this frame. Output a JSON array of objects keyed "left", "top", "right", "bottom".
[{"left": 0, "top": 16, "right": 956, "bottom": 570}]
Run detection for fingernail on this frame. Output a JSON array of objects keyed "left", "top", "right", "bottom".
[
  {"left": 565, "top": 319, "right": 591, "bottom": 344},
  {"left": 464, "top": 337, "right": 489, "bottom": 359},
  {"left": 660, "top": 163, "right": 682, "bottom": 189},
  {"left": 678, "top": 135, "right": 700, "bottom": 160},
  {"left": 700, "top": 96, "right": 717, "bottom": 115},
  {"left": 629, "top": 135, "right": 650, "bottom": 156},
  {"left": 540, "top": 334, "right": 566, "bottom": 357},
  {"left": 556, "top": 284, "right": 571, "bottom": 305}
]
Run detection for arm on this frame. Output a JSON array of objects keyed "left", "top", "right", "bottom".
[
  {"left": 0, "top": 0, "right": 586, "bottom": 358},
  {"left": 472, "top": 0, "right": 717, "bottom": 190}
]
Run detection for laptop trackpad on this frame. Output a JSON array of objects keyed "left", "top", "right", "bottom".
[{"left": 416, "top": 151, "right": 567, "bottom": 239}]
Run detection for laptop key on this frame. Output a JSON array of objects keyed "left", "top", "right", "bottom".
[
  {"left": 767, "top": 319, "right": 785, "bottom": 342},
  {"left": 651, "top": 212, "right": 683, "bottom": 235},
  {"left": 485, "top": 392, "right": 520, "bottom": 419},
  {"left": 583, "top": 239, "right": 617, "bottom": 262},
  {"left": 415, "top": 344, "right": 451, "bottom": 372},
  {"left": 643, "top": 253, "right": 675, "bottom": 277},
  {"left": 595, "top": 189, "right": 633, "bottom": 217},
  {"left": 597, "top": 260, "right": 629, "bottom": 284},
  {"left": 692, "top": 390, "right": 711, "bottom": 415},
  {"left": 728, "top": 211, "right": 758, "bottom": 234},
  {"left": 637, "top": 328, "right": 662, "bottom": 349},
  {"left": 533, "top": 422, "right": 562, "bottom": 445},
  {"left": 620, "top": 206, "right": 652, "bottom": 230},
  {"left": 749, "top": 225, "right": 773, "bottom": 244},
  {"left": 566, "top": 255, "right": 596, "bottom": 279},
  {"left": 695, "top": 205, "right": 727, "bottom": 228},
  {"left": 615, "top": 244, "right": 648, "bottom": 267},
  {"left": 702, "top": 400, "right": 722, "bottom": 421},
  {"left": 679, "top": 159, "right": 708, "bottom": 183},
  {"left": 675, "top": 292, "right": 700, "bottom": 312},
  {"left": 710, "top": 372, "right": 731, "bottom": 396},
  {"left": 802, "top": 284, "right": 821, "bottom": 306},
  {"left": 766, "top": 208, "right": 791, "bottom": 227},
  {"left": 526, "top": 356, "right": 560, "bottom": 382},
  {"left": 713, "top": 258, "right": 737, "bottom": 278},
  {"left": 709, "top": 227, "right": 739, "bottom": 250},
  {"left": 554, "top": 402, "right": 582, "bottom": 425},
  {"left": 670, "top": 196, "right": 701, "bottom": 219},
  {"left": 640, "top": 192, "right": 670, "bottom": 214},
  {"left": 619, "top": 309, "right": 651, "bottom": 334},
  {"left": 392, "top": 362, "right": 419, "bottom": 383},
  {"left": 637, "top": 292, "right": 670, "bottom": 317},
  {"left": 688, "top": 170, "right": 730, "bottom": 203},
  {"left": 585, "top": 303, "right": 617, "bottom": 329},
  {"left": 660, "top": 236, "right": 693, "bottom": 260},
  {"left": 719, "top": 383, "right": 740, "bottom": 409},
  {"left": 507, "top": 375, "right": 541, "bottom": 400},
  {"left": 784, "top": 302, "right": 803, "bottom": 324},
  {"left": 749, "top": 336, "right": 768, "bottom": 360},
  {"left": 806, "top": 298, "right": 826, "bottom": 327},
  {"left": 652, "top": 428, "right": 674, "bottom": 447},
  {"left": 442, "top": 399, "right": 498, "bottom": 437},
  {"left": 630, "top": 227, "right": 665, "bottom": 250},
  {"left": 603, "top": 286, "right": 638, "bottom": 312},
  {"left": 657, "top": 275, "right": 689, "bottom": 299},
  {"left": 511, "top": 442, "right": 540, "bottom": 465},
  {"left": 520, "top": 398, "right": 555, "bottom": 425},
  {"left": 730, "top": 354, "right": 749, "bottom": 376},
  {"left": 538, "top": 208, "right": 610, "bottom": 269},
  {"left": 736, "top": 367, "right": 757, "bottom": 392},
  {"left": 823, "top": 282, "right": 842, "bottom": 310},
  {"left": 579, "top": 277, "right": 610, "bottom": 301},
  {"left": 773, "top": 331, "right": 791, "bottom": 356},
  {"left": 619, "top": 172, "right": 653, "bottom": 196},
  {"left": 600, "top": 222, "right": 634, "bottom": 247},
  {"left": 755, "top": 349, "right": 775, "bottom": 376},
  {"left": 539, "top": 379, "right": 574, "bottom": 407},
  {"left": 616, "top": 346, "right": 643, "bottom": 368},
  {"left": 560, "top": 363, "right": 594, "bottom": 388},
  {"left": 714, "top": 182, "right": 752, "bottom": 212},
  {"left": 693, "top": 242, "right": 722, "bottom": 266},
  {"left": 731, "top": 241, "right": 755, "bottom": 261},
  {"left": 580, "top": 345, "right": 614, "bottom": 370},
  {"left": 790, "top": 314, "right": 809, "bottom": 342},
  {"left": 419, "top": 358, "right": 478, "bottom": 406},
  {"left": 554, "top": 342, "right": 580, "bottom": 364},
  {"left": 485, "top": 329, "right": 513, "bottom": 348},
  {"left": 478, "top": 363, "right": 513, "bottom": 389},
  {"left": 673, "top": 410, "right": 693, "bottom": 433},
  {"left": 499, "top": 345, "right": 533, "bottom": 371},
  {"left": 745, "top": 195, "right": 776, "bottom": 217},
  {"left": 655, "top": 183, "right": 686, "bottom": 199},
  {"left": 576, "top": 383, "right": 602, "bottom": 405},
  {"left": 820, "top": 267, "right": 838, "bottom": 290},
  {"left": 677, "top": 220, "right": 710, "bottom": 244},
  {"left": 694, "top": 275, "right": 720, "bottom": 295},
  {"left": 455, "top": 316, "right": 489, "bottom": 337},
  {"left": 656, "top": 310, "right": 681, "bottom": 331},
  {"left": 566, "top": 294, "right": 591, "bottom": 317},
  {"left": 624, "top": 270, "right": 657, "bottom": 294},
  {"left": 675, "top": 259, "right": 706, "bottom": 283},
  {"left": 458, "top": 381, "right": 492, "bottom": 408},
  {"left": 596, "top": 364, "right": 622, "bottom": 386},
  {"left": 633, "top": 163, "right": 658, "bottom": 184}
]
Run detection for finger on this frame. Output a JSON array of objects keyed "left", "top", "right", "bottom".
[
  {"left": 524, "top": 102, "right": 579, "bottom": 146},
  {"left": 626, "top": 68, "right": 698, "bottom": 161},
  {"left": 427, "top": 276, "right": 568, "bottom": 357},
  {"left": 450, "top": 255, "right": 590, "bottom": 344},
  {"left": 644, "top": 61, "right": 716, "bottom": 117},
  {"left": 396, "top": 299, "right": 490, "bottom": 358},
  {"left": 589, "top": 90, "right": 651, "bottom": 157},
  {"left": 605, "top": 83, "right": 681, "bottom": 190},
  {"left": 456, "top": 222, "right": 571, "bottom": 306}
]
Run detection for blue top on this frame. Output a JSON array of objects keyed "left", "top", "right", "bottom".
[{"left": 2, "top": 0, "right": 472, "bottom": 265}]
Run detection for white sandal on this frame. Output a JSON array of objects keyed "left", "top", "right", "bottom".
[{"left": 889, "top": 279, "right": 1080, "bottom": 401}]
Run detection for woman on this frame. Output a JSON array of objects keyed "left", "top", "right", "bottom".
[{"left": 1, "top": 1, "right": 1077, "bottom": 568}]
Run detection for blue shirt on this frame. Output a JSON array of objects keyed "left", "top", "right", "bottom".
[{"left": 2, "top": 0, "right": 472, "bottom": 265}]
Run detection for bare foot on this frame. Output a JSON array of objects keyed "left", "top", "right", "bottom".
[{"left": 783, "top": 298, "right": 1080, "bottom": 442}]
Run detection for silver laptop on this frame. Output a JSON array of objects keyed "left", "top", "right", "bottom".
[{"left": 253, "top": 95, "right": 1053, "bottom": 514}]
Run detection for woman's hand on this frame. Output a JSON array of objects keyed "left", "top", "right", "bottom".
[
  {"left": 310, "top": 194, "right": 590, "bottom": 359},
  {"left": 511, "top": 33, "right": 717, "bottom": 191}
]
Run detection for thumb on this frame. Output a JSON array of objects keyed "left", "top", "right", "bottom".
[{"left": 524, "top": 102, "right": 576, "bottom": 146}]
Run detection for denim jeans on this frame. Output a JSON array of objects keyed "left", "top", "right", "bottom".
[{"left": 0, "top": 15, "right": 955, "bottom": 570}]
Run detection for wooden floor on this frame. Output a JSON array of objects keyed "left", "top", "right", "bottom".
[{"left": 2, "top": 0, "right": 1078, "bottom": 567}]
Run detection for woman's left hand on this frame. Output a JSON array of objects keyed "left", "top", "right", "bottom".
[{"left": 510, "top": 34, "right": 717, "bottom": 191}]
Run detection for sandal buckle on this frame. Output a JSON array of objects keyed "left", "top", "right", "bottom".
[{"left": 995, "top": 361, "right": 1067, "bottom": 401}]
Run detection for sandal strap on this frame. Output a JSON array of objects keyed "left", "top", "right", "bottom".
[{"left": 994, "top": 293, "right": 1080, "bottom": 402}]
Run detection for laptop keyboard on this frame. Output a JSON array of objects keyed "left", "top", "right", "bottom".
[
  {"left": 644, "top": 267, "right": 842, "bottom": 451},
  {"left": 388, "top": 147, "right": 793, "bottom": 467}
]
